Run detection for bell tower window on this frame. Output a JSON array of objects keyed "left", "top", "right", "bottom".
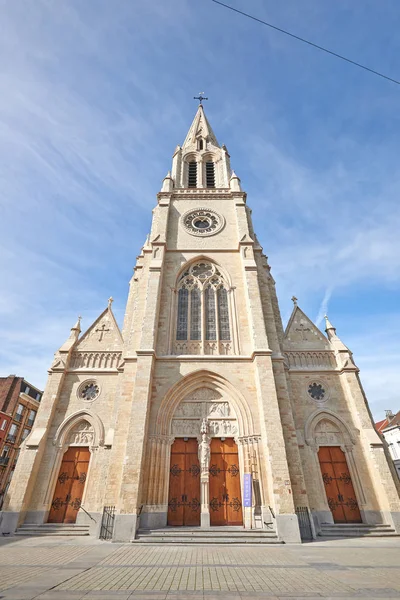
[
  {"left": 188, "top": 161, "right": 197, "bottom": 187},
  {"left": 198, "top": 139, "right": 204, "bottom": 150},
  {"left": 174, "top": 261, "right": 235, "bottom": 355},
  {"left": 206, "top": 162, "right": 215, "bottom": 188}
]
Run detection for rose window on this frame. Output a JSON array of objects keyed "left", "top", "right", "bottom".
[
  {"left": 308, "top": 382, "right": 325, "bottom": 401},
  {"left": 181, "top": 208, "right": 224, "bottom": 237},
  {"left": 80, "top": 383, "right": 100, "bottom": 402}
]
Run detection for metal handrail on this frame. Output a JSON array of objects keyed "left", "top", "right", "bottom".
[{"left": 79, "top": 504, "right": 96, "bottom": 523}]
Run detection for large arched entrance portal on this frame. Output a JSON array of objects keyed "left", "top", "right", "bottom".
[
  {"left": 166, "top": 385, "right": 242, "bottom": 527},
  {"left": 144, "top": 371, "right": 263, "bottom": 529}
]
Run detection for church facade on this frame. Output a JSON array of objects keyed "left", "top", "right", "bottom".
[{"left": 2, "top": 105, "right": 399, "bottom": 542}]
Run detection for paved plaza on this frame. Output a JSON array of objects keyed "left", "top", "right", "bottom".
[{"left": 1, "top": 536, "right": 400, "bottom": 600}]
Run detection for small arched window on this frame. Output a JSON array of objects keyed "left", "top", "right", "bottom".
[
  {"left": 188, "top": 161, "right": 197, "bottom": 187},
  {"left": 198, "top": 139, "right": 204, "bottom": 150},
  {"left": 206, "top": 162, "right": 215, "bottom": 188},
  {"left": 175, "top": 262, "right": 232, "bottom": 354}
]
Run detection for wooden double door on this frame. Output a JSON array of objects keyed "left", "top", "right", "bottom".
[
  {"left": 167, "top": 437, "right": 243, "bottom": 526},
  {"left": 48, "top": 447, "right": 90, "bottom": 524},
  {"left": 318, "top": 446, "right": 361, "bottom": 523}
]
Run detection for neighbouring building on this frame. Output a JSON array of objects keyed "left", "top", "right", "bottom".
[
  {"left": 376, "top": 410, "right": 400, "bottom": 479},
  {"left": 0, "top": 376, "right": 42, "bottom": 509},
  {"left": 1, "top": 104, "right": 400, "bottom": 542}
]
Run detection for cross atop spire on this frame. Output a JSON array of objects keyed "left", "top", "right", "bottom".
[{"left": 193, "top": 92, "right": 208, "bottom": 105}]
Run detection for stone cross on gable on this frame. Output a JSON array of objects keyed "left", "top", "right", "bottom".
[
  {"left": 295, "top": 323, "right": 311, "bottom": 341},
  {"left": 95, "top": 323, "right": 110, "bottom": 342}
]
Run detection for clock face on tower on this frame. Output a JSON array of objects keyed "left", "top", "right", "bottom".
[{"left": 181, "top": 208, "right": 224, "bottom": 237}]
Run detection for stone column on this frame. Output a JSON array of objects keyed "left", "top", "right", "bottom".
[{"left": 199, "top": 419, "right": 211, "bottom": 527}]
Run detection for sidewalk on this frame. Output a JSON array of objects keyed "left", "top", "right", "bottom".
[{"left": 1, "top": 535, "right": 400, "bottom": 599}]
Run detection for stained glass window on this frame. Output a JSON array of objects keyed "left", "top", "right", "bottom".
[
  {"left": 205, "top": 286, "right": 216, "bottom": 340},
  {"left": 190, "top": 287, "right": 201, "bottom": 340},
  {"left": 177, "top": 288, "right": 189, "bottom": 340},
  {"left": 218, "top": 288, "right": 231, "bottom": 340}
]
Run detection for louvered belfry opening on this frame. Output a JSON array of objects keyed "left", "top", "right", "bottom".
[
  {"left": 188, "top": 161, "right": 197, "bottom": 187},
  {"left": 206, "top": 161, "right": 215, "bottom": 188}
]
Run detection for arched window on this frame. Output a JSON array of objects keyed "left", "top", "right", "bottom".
[
  {"left": 175, "top": 262, "right": 232, "bottom": 354},
  {"left": 188, "top": 161, "right": 197, "bottom": 187},
  {"left": 206, "top": 162, "right": 215, "bottom": 188}
]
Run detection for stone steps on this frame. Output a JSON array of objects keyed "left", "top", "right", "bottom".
[
  {"left": 134, "top": 527, "right": 282, "bottom": 544},
  {"left": 15, "top": 524, "right": 90, "bottom": 536},
  {"left": 318, "top": 523, "right": 399, "bottom": 538}
]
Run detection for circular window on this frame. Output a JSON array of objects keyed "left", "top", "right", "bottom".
[
  {"left": 307, "top": 381, "right": 326, "bottom": 402},
  {"left": 193, "top": 218, "right": 211, "bottom": 230},
  {"left": 181, "top": 208, "right": 224, "bottom": 237},
  {"left": 78, "top": 381, "right": 100, "bottom": 402}
]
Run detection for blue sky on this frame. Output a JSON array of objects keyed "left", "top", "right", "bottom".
[{"left": 1, "top": 0, "right": 399, "bottom": 419}]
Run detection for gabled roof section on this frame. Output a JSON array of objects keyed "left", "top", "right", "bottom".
[
  {"left": 76, "top": 301, "right": 123, "bottom": 352},
  {"left": 182, "top": 105, "right": 219, "bottom": 149},
  {"left": 376, "top": 410, "right": 400, "bottom": 432},
  {"left": 284, "top": 305, "right": 330, "bottom": 351}
]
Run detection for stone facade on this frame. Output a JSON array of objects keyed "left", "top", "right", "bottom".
[{"left": 1, "top": 105, "right": 399, "bottom": 541}]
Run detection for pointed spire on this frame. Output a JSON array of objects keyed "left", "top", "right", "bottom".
[
  {"left": 230, "top": 170, "right": 242, "bottom": 191},
  {"left": 59, "top": 315, "right": 81, "bottom": 351},
  {"left": 324, "top": 314, "right": 337, "bottom": 340},
  {"left": 71, "top": 316, "right": 81, "bottom": 336},
  {"left": 161, "top": 170, "right": 174, "bottom": 192},
  {"left": 182, "top": 104, "right": 219, "bottom": 149}
]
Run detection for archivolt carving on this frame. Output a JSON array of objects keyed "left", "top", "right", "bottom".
[
  {"left": 68, "top": 421, "right": 95, "bottom": 446},
  {"left": 156, "top": 370, "right": 253, "bottom": 437},
  {"left": 53, "top": 409, "right": 105, "bottom": 449},
  {"left": 305, "top": 409, "right": 356, "bottom": 450}
]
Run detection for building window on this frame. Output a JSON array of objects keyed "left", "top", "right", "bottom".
[
  {"left": 1, "top": 419, "right": 7, "bottom": 431},
  {"left": 188, "top": 161, "right": 197, "bottom": 188},
  {"left": 206, "top": 162, "right": 215, "bottom": 188},
  {"left": 175, "top": 261, "right": 232, "bottom": 353},
  {"left": 205, "top": 286, "right": 216, "bottom": 340},
  {"left": 36, "top": 393, "right": 41, "bottom": 401},
  {"left": 16, "top": 404, "right": 24, "bottom": 414},
  {"left": 27, "top": 410, "right": 36, "bottom": 427},
  {"left": 24, "top": 386, "right": 30, "bottom": 395},
  {"left": 22, "top": 428, "right": 30, "bottom": 441},
  {"left": 198, "top": 139, "right": 204, "bottom": 151},
  {"left": 218, "top": 288, "right": 231, "bottom": 340},
  {"left": 176, "top": 288, "right": 189, "bottom": 340},
  {"left": 190, "top": 287, "right": 201, "bottom": 340}
]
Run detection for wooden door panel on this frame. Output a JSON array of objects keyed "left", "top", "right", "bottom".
[
  {"left": 209, "top": 445, "right": 226, "bottom": 525},
  {"left": 318, "top": 446, "right": 361, "bottom": 524},
  {"left": 64, "top": 448, "right": 90, "bottom": 524},
  {"left": 167, "top": 442, "right": 186, "bottom": 526},
  {"left": 167, "top": 438, "right": 200, "bottom": 526},
  {"left": 225, "top": 451, "right": 243, "bottom": 525},
  {"left": 209, "top": 438, "right": 242, "bottom": 526},
  {"left": 48, "top": 447, "right": 89, "bottom": 524},
  {"left": 184, "top": 441, "right": 201, "bottom": 526}
]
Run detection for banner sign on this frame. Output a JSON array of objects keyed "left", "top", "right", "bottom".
[{"left": 243, "top": 473, "right": 252, "bottom": 507}]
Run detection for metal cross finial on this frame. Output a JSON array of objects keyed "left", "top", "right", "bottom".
[
  {"left": 108, "top": 297, "right": 113, "bottom": 308},
  {"left": 291, "top": 296, "right": 298, "bottom": 305},
  {"left": 194, "top": 92, "right": 208, "bottom": 105}
]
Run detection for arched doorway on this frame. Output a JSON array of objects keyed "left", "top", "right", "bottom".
[
  {"left": 166, "top": 386, "right": 243, "bottom": 527},
  {"left": 48, "top": 446, "right": 90, "bottom": 523},
  {"left": 47, "top": 415, "right": 103, "bottom": 524},
  {"left": 305, "top": 410, "right": 365, "bottom": 525}
]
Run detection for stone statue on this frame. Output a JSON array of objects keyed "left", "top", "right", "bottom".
[{"left": 198, "top": 432, "right": 210, "bottom": 471}]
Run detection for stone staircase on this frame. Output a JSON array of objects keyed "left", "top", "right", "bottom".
[
  {"left": 133, "top": 526, "right": 282, "bottom": 544},
  {"left": 318, "top": 523, "right": 399, "bottom": 538},
  {"left": 15, "top": 523, "right": 91, "bottom": 537}
]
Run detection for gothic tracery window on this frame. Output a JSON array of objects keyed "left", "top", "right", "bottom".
[{"left": 175, "top": 262, "right": 232, "bottom": 354}]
